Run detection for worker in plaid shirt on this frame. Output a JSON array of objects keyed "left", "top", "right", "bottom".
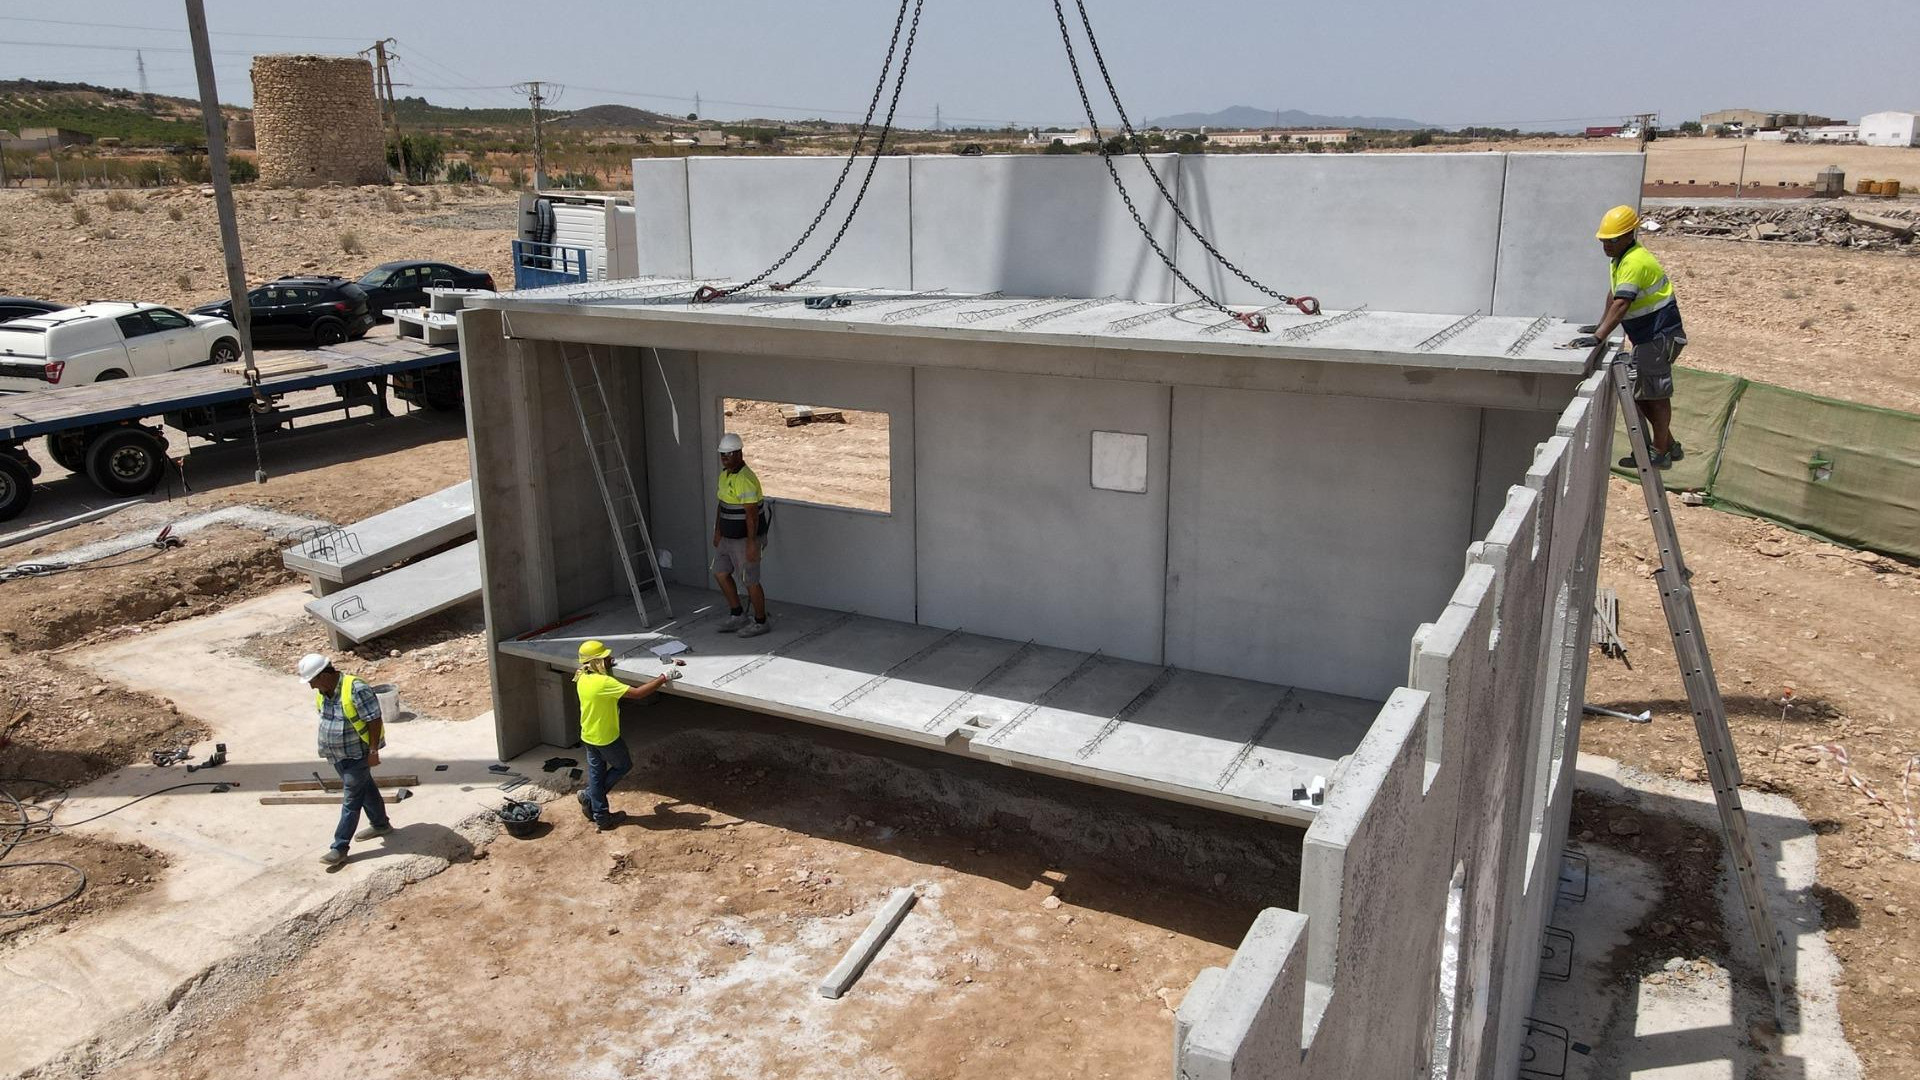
[{"left": 298, "top": 652, "right": 392, "bottom": 865}]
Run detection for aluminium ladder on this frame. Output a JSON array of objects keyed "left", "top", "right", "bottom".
[
  {"left": 1608, "top": 352, "right": 1791, "bottom": 1027},
  {"left": 561, "top": 342, "right": 672, "bottom": 627}
]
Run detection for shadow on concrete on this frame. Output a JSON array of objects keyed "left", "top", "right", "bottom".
[
  {"left": 1590, "top": 694, "right": 1840, "bottom": 725},
  {"left": 1529, "top": 757, "right": 1861, "bottom": 1079}
]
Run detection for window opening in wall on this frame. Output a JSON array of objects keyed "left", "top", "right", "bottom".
[{"left": 722, "top": 398, "right": 892, "bottom": 514}]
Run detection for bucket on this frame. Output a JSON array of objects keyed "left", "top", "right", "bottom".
[{"left": 372, "top": 683, "right": 403, "bottom": 722}]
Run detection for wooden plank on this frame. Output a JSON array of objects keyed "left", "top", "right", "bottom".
[
  {"left": 818, "top": 887, "right": 917, "bottom": 999},
  {"left": 277, "top": 773, "right": 419, "bottom": 792},
  {"left": 259, "top": 790, "right": 404, "bottom": 805}
]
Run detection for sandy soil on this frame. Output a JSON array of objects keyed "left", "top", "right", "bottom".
[
  {"left": 94, "top": 718, "right": 1265, "bottom": 1080},
  {"left": 724, "top": 398, "right": 892, "bottom": 514},
  {"left": 0, "top": 185, "right": 516, "bottom": 311},
  {"left": 1647, "top": 236, "right": 1920, "bottom": 412}
]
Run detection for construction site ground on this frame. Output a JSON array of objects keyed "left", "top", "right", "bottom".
[{"left": 0, "top": 187, "right": 1914, "bottom": 1078}]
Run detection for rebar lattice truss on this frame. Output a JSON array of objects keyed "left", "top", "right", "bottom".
[
  {"left": 1414, "top": 311, "right": 1484, "bottom": 352},
  {"left": 1280, "top": 305, "right": 1370, "bottom": 341}
]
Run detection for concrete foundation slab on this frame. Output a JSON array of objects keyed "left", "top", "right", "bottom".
[
  {"left": 304, "top": 539, "right": 480, "bottom": 644},
  {"left": 281, "top": 480, "right": 474, "bottom": 588},
  {"left": 498, "top": 585, "right": 1380, "bottom": 826}
]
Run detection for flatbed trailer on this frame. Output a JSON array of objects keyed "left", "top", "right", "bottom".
[{"left": 0, "top": 336, "right": 462, "bottom": 521}]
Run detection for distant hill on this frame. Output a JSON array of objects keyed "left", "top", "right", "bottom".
[
  {"left": 0, "top": 80, "right": 214, "bottom": 146},
  {"left": 551, "top": 104, "right": 683, "bottom": 130},
  {"left": 1145, "top": 105, "right": 1433, "bottom": 131}
]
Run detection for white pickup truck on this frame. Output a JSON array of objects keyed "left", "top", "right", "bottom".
[{"left": 0, "top": 302, "right": 239, "bottom": 392}]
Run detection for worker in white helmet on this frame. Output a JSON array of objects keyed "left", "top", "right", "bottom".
[
  {"left": 297, "top": 652, "right": 390, "bottom": 866},
  {"left": 712, "top": 432, "right": 771, "bottom": 637}
]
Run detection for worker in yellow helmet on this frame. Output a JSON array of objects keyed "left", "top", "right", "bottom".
[
  {"left": 573, "top": 640, "right": 678, "bottom": 831},
  {"left": 1592, "top": 205, "right": 1686, "bottom": 468}
]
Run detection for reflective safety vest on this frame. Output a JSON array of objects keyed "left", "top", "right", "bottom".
[
  {"left": 317, "top": 674, "right": 376, "bottom": 746},
  {"left": 1609, "top": 243, "right": 1683, "bottom": 341}
]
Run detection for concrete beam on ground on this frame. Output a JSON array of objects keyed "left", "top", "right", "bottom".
[
  {"left": 281, "top": 480, "right": 473, "bottom": 589},
  {"left": 303, "top": 539, "right": 480, "bottom": 646}
]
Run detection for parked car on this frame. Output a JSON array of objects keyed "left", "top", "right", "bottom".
[
  {"left": 0, "top": 297, "right": 69, "bottom": 324},
  {"left": 192, "top": 276, "right": 377, "bottom": 346},
  {"left": 356, "top": 260, "right": 496, "bottom": 316},
  {"left": 0, "top": 302, "right": 239, "bottom": 393}
]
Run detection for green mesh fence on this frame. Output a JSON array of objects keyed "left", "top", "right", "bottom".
[{"left": 1612, "top": 367, "right": 1920, "bottom": 558}]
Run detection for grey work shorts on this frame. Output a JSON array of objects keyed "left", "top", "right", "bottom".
[
  {"left": 1626, "top": 334, "right": 1684, "bottom": 401},
  {"left": 712, "top": 536, "right": 762, "bottom": 586}
]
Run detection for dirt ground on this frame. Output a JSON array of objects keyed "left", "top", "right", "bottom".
[
  {"left": 94, "top": 717, "right": 1270, "bottom": 1080},
  {"left": 0, "top": 184, "right": 516, "bottom": 311},
  {"left": 724, "top": 398, "right": 892, "bottom": 514}
]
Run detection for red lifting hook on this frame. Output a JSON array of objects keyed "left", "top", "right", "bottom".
[
  {"left": 692, "top": 285, "right": 729, "bottom": 303},
  {"left": 1235, "top": 311, "right": 1270, "bottom": 333},
  {"left": 1291, "top": 296, "right": 1321, "bottom": 316}
]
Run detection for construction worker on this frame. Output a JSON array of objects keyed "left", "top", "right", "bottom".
[
  {"left": 1592, "top": 205, "right": 1687, "bottom": 468},
  {"left": 712, "top": 431, "right": 771, "bottom": 638},
  {"left": 574, "top": 640, "right": 678, "bottom": 831},
  {"left": 298, "top": 652, "right": 390, "bottom": 865}
]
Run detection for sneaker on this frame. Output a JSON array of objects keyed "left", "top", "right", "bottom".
[
  {"left": 576, "top": 791, "right": 594, "bottom": 821},
  {"left": 1617, "top": 454, "right": 1637, "bottom": 468},
  {"left": 1650, "top": 450, "right": 1673, "bottom": 470},
  {"left": 1667, "top": 440, "right": 1685, "bottom": 462},
  {"left": 737, "top": 619, "right": 771, "bottom": 639},
  {"left": 353, "top": 824, "right": 393, "bottom": 842},
  {"left": 319, "top": 847, "right": 345, "bottom": 865},
  {"left": 717, "top": 612, "right": 748, "bottom": 633},
  {"left": 1618, "top": 451, "right": 1674, "bottom": 469}
]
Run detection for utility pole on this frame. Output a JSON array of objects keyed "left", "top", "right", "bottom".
[
  {"left": 694, "top": 90, "right": 701, "bottom": 120},
  {"left": 183, "top": 0, "right": 262, "bottom": 455},
  {"left": 136, "top": 49, "right": 154, "bottom": 110},
  {"left": 934, "top": 103, "right": 942, "bottom": 132},
  {"left": 367, "top": 39, "right": 405, "bottom": 183},
  {"left": 513, "top": 80, "right": 553, "bottom": 190}
]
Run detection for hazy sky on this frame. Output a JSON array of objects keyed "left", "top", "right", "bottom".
[{"left": 3, "top": 1, "right": 1916, "bottom": 130}]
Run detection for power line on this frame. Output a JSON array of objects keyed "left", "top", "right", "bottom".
[
  {"left": 0, "top": 14, "right": 366, "bottom": 41},
  {"left": 3, "top": 38, "right": 257, "bottom": 57}
]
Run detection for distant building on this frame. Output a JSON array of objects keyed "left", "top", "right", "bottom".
[
  {"left": 0, "top": 127, "right": 93, "bottom": 151},
  {"left": 1801, "top": 124, "right": 1859, "bottom": 143},
  {"left": 1202, "top": 128, "right": 1351, "bottom": 147},
  {"left": 1701, "top": 109, "right": 1844, "bottom": 135},
  {"left": 1024, "top": 128, "right": 1095, "bottom": 147},
  {"left": 1859, "top": 110, "right": 1920, "bottom": 147}
]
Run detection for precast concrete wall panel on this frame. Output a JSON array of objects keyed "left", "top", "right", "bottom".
[
  {"left": 640, "top": 347, "right": 710, "bottom": 588},
  {"left": 630, "top": 159, "right": 694, "bottom": 280},
  {"left": 1164, "top": 386, "right": 1480, "bottom": 700},
  {"left": 1471, "top": 407, "right": 1561, "bottom": 541},
  {"left": 1171, "top": 154, "right": 1508, "bottom": 315},
  {"left": 698, "top": 353, "right": 917, "bottom": 624},
  {"left": 1491, "top": 153, "right": 1645, "bottom": 320},
  {"left": 914, "top": 368, "right": 1169, "bottom": 661},
  {"left": 907, "top": 155, "right": 1183, "bottom": 301},
  {"left": 685, "top": 157, "right": 912, "bottom": 289}
]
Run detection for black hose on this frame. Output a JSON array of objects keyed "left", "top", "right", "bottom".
[{"left": 0, "top": 778, "right": 231, "bottom": 919}]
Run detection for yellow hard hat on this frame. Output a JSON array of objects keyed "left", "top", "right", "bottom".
[
  {"left": 1595, "top": 205, "right": 1640, "bottom": 239},
  {"left": 577, "top": 639, "right": 613, "bottom": 663}
]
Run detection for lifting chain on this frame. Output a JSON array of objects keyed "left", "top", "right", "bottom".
[
  {"left": 693, "top": 0, "right": 924, "bottom": 304},
  {"left": 1053, "top": 0, "right": 1319, "bottom": 330}
]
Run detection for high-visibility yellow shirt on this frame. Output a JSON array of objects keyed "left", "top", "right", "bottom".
[
  {"left": 716, "top": 465, "right": 763, "bottom": 539},
  {"left": 1608, "top": 243, "right": 1684, "bottom": 342},
  {"left": 577, "top": 672, "right": 628, "bottom": 747}
]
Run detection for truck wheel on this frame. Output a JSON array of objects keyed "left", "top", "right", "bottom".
[
  {"left": 209, "top": 338, "right": 240, "bottom": 365},
  {"left": 96, "top": 369, "right": 128, "bottom": 381},
  {"left": 84, "top": 428, "right": 168, "bottom": 497},
  {"left": 44, "top": 433, "right": 87, "bottom": 473},
  {"left": 0, "top": 454, "right": 30, "bottom": 522},
  {"left": 311, "top": 319, "right": 347, "bottom": 346}
]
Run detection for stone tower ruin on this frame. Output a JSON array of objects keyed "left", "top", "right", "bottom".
[{"left": 250, "top": 54, "right": 388, "bottom": 188}]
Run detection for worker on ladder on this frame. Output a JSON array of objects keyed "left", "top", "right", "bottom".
[
  {"left": 713, "top": 432, "right": 772, "bottom": 638},
  {"left": 1592, "top": 205, "right": 1687, "bottom": 468}
]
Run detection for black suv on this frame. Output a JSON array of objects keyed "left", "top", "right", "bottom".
[
  {"left": 355, "top": 261, "right": 496, "bottom": 317},
  {"left": 193, "top": 277, "right": 376, "bottom": 346}
]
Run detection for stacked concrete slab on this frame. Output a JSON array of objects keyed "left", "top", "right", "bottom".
[{"left": 461, "top": 151, "right": 1635, "bottom": 1080}]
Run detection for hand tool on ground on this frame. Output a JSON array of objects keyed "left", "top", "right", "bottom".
[
  {"left": 185, "top": 742, "right": 227, "bottom": 772},
  {"left": 1581, "top": 703, "right": 1652, "bottom": 724}
]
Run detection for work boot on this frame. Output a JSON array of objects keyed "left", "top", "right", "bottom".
[
  {"left": 595, "top": 814, "right": 618, "bottom": 832},
  {"left": 354, "top": 824, "right": 393, "bottom": 842},
  {"left": 717, "top": 611, "right": 748, "bottom": 633},
  {"left": 1668, "top": 440, "right": 1685, "bottom": 462},
  {"left": 737, "top": 618, "right": 771, "bottom": 639},
  {"left": 576, "top": 791, "right": 594, "bottom": 821},
  {"left": 319, "top": 848, "right": 345, "bottom": 865}
]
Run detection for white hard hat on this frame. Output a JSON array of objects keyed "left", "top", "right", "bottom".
[
  {"left": 717, "top": 432, "right": 743, "bottom": 453},
  {"left": 296, "top": 653, "right": 332, "bottom": 681}
]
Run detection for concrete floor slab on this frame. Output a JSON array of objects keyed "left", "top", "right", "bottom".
[
  {"left": 303, "top": 539, "right": 481, "bottom": 644},
  {"left": 0, "top": 587, "right": 520, "bottom": 1079},
  {"left": 281, "top": 479, "right": 473, "bottom": 586},
  {"left": 499, "top": 586, "right": 1381, "bottom": 825}
]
